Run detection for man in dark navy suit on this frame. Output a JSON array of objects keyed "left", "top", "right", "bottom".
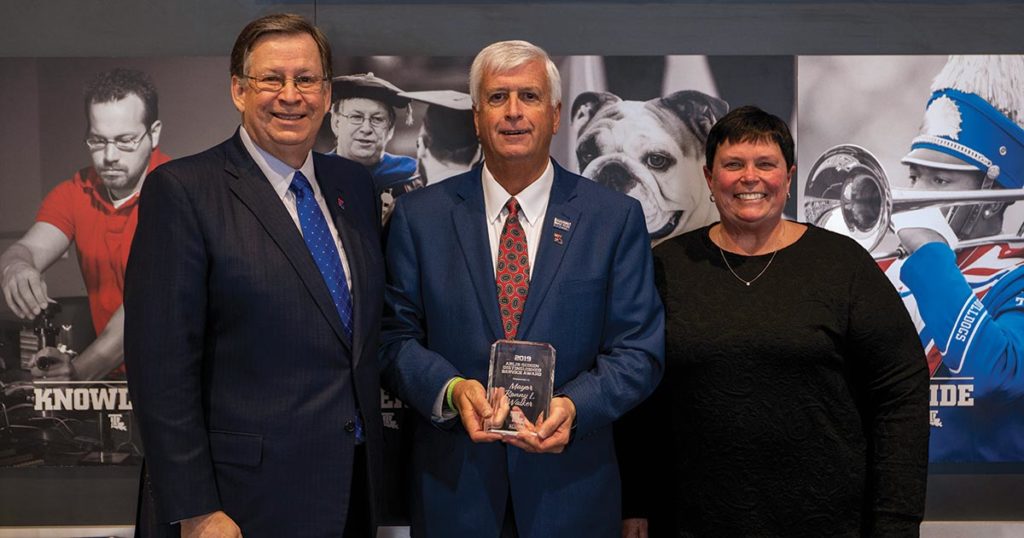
[
  {"left": 381, "top": 40, "right": 664, "bottom": 537},
  {"left": 125, "top": 13, "right": 384, "bottom": 537}
]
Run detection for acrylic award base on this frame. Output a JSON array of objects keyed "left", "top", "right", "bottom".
[{"left": 485, "top": 339, "right": 556, "bottom": 435}]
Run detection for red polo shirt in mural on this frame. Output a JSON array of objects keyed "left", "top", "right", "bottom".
[{"left": 35, "top": 148, "right": 171, "bottom": 337}]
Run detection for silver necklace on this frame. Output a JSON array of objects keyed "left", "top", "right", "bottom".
[
  {"left": 715, "top": 226, "right": 783, "bottom": 287},
  {"left": 720, "top": 244, "right": 774, "bottom": 284}
]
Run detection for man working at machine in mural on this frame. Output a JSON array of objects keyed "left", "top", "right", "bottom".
[{"left": 0, "top": 68, "right": 169, "bottom": 381}]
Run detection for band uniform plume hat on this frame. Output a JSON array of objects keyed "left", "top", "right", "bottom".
[{"left": 902, "top": 55, "right": 1024, "bottom": 189}]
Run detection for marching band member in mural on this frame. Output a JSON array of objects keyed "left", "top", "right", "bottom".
[
  {"left": 331, "top": 72, "right": 421, "bottom": 221},
  {"left": 0, "top": 68, "right": 169, "bottom": 381},
  {"left": 884, "top": 55, "right": 1024, "bottom": 462}
]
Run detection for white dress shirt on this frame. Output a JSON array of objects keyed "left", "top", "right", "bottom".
[
  {"left": 482, "top": 160, "right": 554, "bottom": 276},
  {"left": 239, "top": 126, "right": 352, "bottom": 291}
]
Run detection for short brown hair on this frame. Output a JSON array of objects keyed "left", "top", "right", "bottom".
[
  {"left": 84, "top": 68, "right": 159, "bottom": 128},
  {"left": 230, "top": 13, "right": 333, "bottom": 80},
  {"left": 705, "top": 105, "right": 794, "bottom": 170}
]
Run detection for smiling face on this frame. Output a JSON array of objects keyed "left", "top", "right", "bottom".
[
  {"left": 704, "top": 139, "right": 794, "bottom": 234},
  {"left": 331, "top": 97, "right": 394, "bottom": 167},
  {"left": 87, "top": 94, "right": 160, "bottom": 199},
  {"left": 473, "top": 59, "right": 561, "bottom": 173},
  {"left": 231, "top": 32, "right": 330, "bottom": 168}
]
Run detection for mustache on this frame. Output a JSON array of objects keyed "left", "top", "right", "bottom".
[{"left": 97, "top": 166, "right": 129, "bottom": 174}]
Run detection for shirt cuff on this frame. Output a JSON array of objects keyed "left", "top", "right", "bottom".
[{"left": 431, "top": 377, "right": 462, "bottom": 423}]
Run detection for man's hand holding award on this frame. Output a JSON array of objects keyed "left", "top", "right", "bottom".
[{"left": 482, "top": 340, "right": 572, "bottom": 453}]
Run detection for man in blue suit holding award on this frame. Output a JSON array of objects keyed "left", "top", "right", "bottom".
[
  {"left": 125, "top": 14, "right": 383, "bottom": 537},
  {"left": 381, "top": 40, "right": 664, "bottom": 537}
]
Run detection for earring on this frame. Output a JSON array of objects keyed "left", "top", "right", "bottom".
[{"left": 709, "top": 193, "right": 716, "bottom": 203}]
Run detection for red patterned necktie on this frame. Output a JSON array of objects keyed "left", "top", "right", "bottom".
[{"left": 496, "top": 198, "right": 530, "bottom": 339}]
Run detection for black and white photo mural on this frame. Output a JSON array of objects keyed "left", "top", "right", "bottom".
[
  {"left": 0, "top": 56, "right": 794, "bottom": 490},
  {"left": 799, "top": 55, "right": 1024, "bottom": 463}
]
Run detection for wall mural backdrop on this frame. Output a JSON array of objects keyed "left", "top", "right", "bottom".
[{"left": 1, "top": 54, "right": 1018, "bottom": 523}]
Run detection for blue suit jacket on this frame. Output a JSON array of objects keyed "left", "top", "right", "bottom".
[
  {"left": 125, "top": 132, "right": 385, "bottom": 537},
  {"left": 381, "top": 161, "right": 664, "bottom": 537}
]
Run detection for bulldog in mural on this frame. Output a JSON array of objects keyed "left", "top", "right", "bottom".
[{"left": 571, "top": 90, "right": 728, "bottom": 245}]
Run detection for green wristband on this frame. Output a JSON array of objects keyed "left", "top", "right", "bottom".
[{"left": 446, "top": 377, "right": 466, "bottom": 413}]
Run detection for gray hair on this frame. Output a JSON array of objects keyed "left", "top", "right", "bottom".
[{"left": 469, "top": 40, "right": 561, "bottom": 108}]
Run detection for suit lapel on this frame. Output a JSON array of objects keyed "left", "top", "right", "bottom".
[
  {"left": 223, "top": 133, "right": 352, "bottom": 350},
  {"left": 517, "top": 163, "right": 580, "bottom": 338},
  {"left": 451, "top": 170, "right": 503, "bottom": 342},
  {"left": 316, "top": 155, "right": 367, "bottom": 363}
]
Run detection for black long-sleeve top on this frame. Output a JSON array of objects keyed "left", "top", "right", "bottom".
[{"left": 617, "top": 224, "right": 929, "bottom": 537}]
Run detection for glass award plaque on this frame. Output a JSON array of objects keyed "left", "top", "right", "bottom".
[{"left": 485, "top": 340, "right": 556, "bottom": 435}]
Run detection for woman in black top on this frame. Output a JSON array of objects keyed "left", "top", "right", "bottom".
[{"left": 619, "top": 106, "right": 929, "bottom": 537}]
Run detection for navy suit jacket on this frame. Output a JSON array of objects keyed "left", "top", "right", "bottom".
[
  {"left": 381, "top": 161, "right": 664, "bottom": 537},
  {"left": 125, "top": 132, "right": 385, "bottom": 537}
]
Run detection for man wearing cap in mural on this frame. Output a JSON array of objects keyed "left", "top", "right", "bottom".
[
  {"left": 331, "top": 73, "right": 421, "bottom": 219},
  {"left": 887, "top": 55, "right": 1024, "bottom": 462},
  {"left": 0, "top": 68, "right": 169, "bottom": 381},
  {"left": 400, "top": 90, "right": 482, "bottom": 185}
]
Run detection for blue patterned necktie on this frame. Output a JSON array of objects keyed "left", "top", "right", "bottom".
[{"left": 289, "top": 171, "right": 354, "bottom": 340}]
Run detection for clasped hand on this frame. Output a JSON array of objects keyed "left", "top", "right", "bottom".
[
  {"left": 181, "top": 510, "right": 242, "bottom": 538},
  {"left": 450, "top": 379, "right": 575, "bottom": 453},
  {"left": 897, "top": 227, "right": 948, "bottom": 254}
]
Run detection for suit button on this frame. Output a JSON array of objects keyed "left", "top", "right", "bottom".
[{"left": 344, "top": 421, "right": 356, "bottom": 433}]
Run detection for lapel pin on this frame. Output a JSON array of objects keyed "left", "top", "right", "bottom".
[
  {"left": 553, "top": 217, "right": 571, "bottom": 231},
  {"left": 553, "top": 232, "right": 564, "bottom": 245},
  {"left": 336, "top": 196, "right": 345, "bottom": 210}
]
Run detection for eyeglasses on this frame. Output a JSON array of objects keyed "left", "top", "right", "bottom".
[
  {"left": 85, "top": 129, "right": 151, "bottom": 152},
  {"left": 242, "top": 74, "right": 327, "bottom": 94},
  {"left": 336, "top": 112, "right": 390, "bottom": 129}
]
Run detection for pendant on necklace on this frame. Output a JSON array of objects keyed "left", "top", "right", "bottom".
[
  {"left": 719, "top": 246, "right": 778, "bottom": 287},
  {"left": 715, "top": 224, "right": 784, "bottom": 287}
]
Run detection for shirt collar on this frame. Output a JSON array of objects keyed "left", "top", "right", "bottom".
[
  {"left": 109, "top": 187, "right": 136, "bottom": 209},
  {"left": 83, "top": 169, "right": 139, "bottom": 211},
  {"left": 239, "top": 125, "right": 317, "bottom": 199},
  {"left": 482, "top": 159, "right": 554, "bottom": 226}
]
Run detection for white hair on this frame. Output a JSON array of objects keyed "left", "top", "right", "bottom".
[{"left": 469, "top": 40, "right": 561, "bottom": 108}]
